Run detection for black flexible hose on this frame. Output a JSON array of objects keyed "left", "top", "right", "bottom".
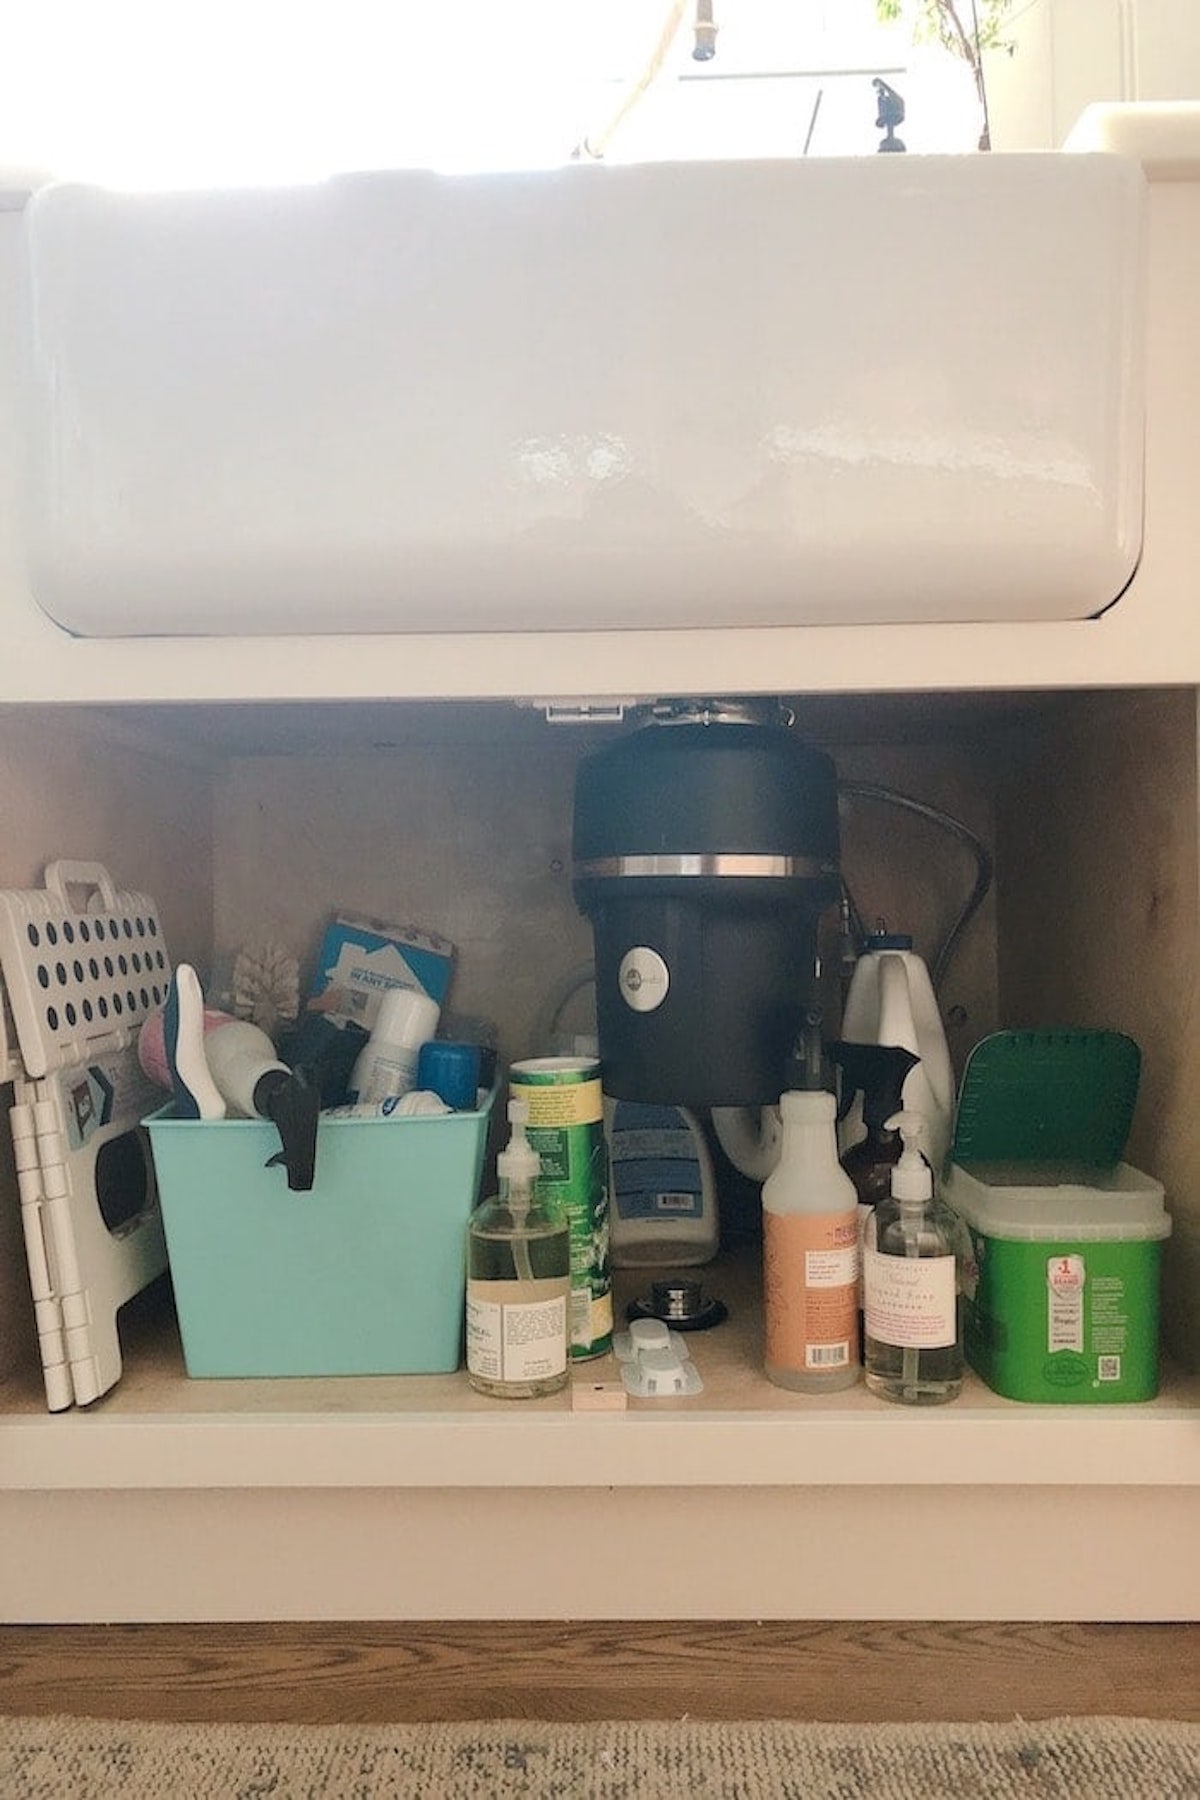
[{"left": 837, "top": 780, "right": 994, "bottom": 991}]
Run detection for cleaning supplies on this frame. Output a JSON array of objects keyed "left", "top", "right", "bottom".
[
  {"left": 510, "top": 1057, "right": 613, "bottom": 1362},
  {"left": 204, "top": 1017, "right": 322, "bottom": 1191},
  {"left": 276, "top": 1010, "right": 370, "bottom": 1110},
  {"left": 830, "top": 1041, "right": 921, "bottom": 1244},
  {"left": 839, "top": 930, "right": 954, "bottom": 1176},
  {"left": 532, "top": 962, "right": 716, "bottom": 1270},
  {"left": 321, "top": 1091, "right": 452, "bottom": 1119},
  {"left": 140, "top": 965, "right": 320, "bottom": 1190},
  {"left": 415, "top": 1039, "right": 483, "bottom": 1111},
  {"left": 946, "top": 1163, "right": 1170, "bottom": 1403},
  {"left": 157, "top": 964, "right": 227, "bottom": 1120},
  {"left": 943, "top": 1028, "right": 1169, "bottom": 1403},
  {"left": 203, "top": 937, "right": 301, "bottom": 1037},
  {"left": 227, "top": 938, "right": 301, "bottom": 1035},
  {"left": 862, "top": 1110, "right": 963, "bottom": 1405},
  {"left": 606, "top": 1098, "right": 719, "bottom": 1268},
  {"left": 138, "top": 972, "right": 281, "bottom": 1116},
  {"left": 760, "top": 1015, "right": 860, "bottom": 1393},
  {"left": 347, "top": 984, "right": 441, "bottom": 1104},
  {"left": 200, "top": 1018, "right": 291, "bottom": 1117},
  {"left": 466, "top": 1099, "right": 570, "bottom": 1399}
]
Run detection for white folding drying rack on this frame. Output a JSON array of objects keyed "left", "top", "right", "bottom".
[{"left": 0, "top": 861, "right": 172, "bottom": 1409}]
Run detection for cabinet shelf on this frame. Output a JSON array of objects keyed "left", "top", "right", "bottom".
[{"left": 3, "top": 1254, "right": 1195, "bottom": 1497}]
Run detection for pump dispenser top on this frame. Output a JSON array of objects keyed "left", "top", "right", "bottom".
[
  {"left": 886, "top": 1109, "right": 934, "bottom": 1201},
  {"left": 497, "top": 1099, "right": 540, "bottom": 1205}
]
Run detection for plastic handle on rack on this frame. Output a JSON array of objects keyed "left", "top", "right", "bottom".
[{"left": 43, "top": 860, "right": 119, "bottom": 914}]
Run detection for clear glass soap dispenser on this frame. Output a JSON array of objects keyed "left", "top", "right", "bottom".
[
  {"left": 466, "top": 1099, "right": 570, "bottom": 1399},
  {"left": 862, "top": 1110, "right": 964, "bottom": 1405}
]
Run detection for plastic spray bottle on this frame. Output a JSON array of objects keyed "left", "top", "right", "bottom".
[
  {"left": 466, "top": 1100, "right": 570, "bottom": 1399},
  {"left": 862, "top": 1110, "right": 963, "bottom": 1405},
  {"left": 838, "top": 929, "right": 954, "bottom": 1177},
  {"left": 829, "top": 1041, "right": 921, "bottom": 1246},
  {"left": 761, "top": 1014, "right": 861, "bottom": 1393},
  {"left": 140, "top": 964, "right": 320, "bottom": 1189}
]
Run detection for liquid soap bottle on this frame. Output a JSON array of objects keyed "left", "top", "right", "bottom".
[
  {"left": 862, "top": 1110, "right": 963, "bottom": 1405},
  {"left": 466, "top": 1099, "right": 570, "bottom": 1399},
  {"left": 761, "top": 1015, "right": 861, "bottom": 1393}
]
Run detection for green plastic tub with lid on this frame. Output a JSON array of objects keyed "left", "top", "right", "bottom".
[{"left": 942, "top": 1030, "right": 1171, "bottom": 1404}]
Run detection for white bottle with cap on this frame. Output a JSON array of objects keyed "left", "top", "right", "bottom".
[{"left": 348, "top": 985, "right": 441, "bottom": 1104}]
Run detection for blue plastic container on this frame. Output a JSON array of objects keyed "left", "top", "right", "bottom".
[{"left": 144, "top": 1090, "right": 494, "bottom": 1377}]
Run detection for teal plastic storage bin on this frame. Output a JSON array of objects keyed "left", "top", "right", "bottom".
[{"left": 144, "top": 1091, "right": 494, "bottom": 1377}]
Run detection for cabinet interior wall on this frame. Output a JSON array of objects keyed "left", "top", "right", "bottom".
[
  {"left": 0, "top": 707, "right": 213, "bottom": 1382},
  {"left": 0, "top": 684, "right": 1195, "bottom": 1386},
  {"left": 992, "top": 686, "right": 1200, "bottom": 1367}
]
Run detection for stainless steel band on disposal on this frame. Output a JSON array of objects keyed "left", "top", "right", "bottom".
[{"left": 574, "top": 853, "right": 839, "bottom": 880}]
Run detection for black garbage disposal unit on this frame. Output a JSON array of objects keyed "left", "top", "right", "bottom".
[{"left": 572, "top": 700, "right": 841, "bottom": 1108}]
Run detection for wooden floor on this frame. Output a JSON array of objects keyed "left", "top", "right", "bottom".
[{"left": 0, "top": 1622, "right": 1196, "bottom": 1725}]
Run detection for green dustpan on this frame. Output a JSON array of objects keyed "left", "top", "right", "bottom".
[{"left": 951, "top": 1029, "right": 1141, "bottom": 1169}]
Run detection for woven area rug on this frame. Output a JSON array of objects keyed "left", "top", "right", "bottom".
[{"left": 2, "top": 1714, "right": 1199, "bottom": 1798}]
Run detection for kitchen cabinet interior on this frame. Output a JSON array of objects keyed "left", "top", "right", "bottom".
[{"left": 0, "top": 684, "right": 1196, "bottom": 1624}]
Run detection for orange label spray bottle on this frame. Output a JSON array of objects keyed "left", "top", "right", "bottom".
[{"left": 761, "top": 1012, "right": 861, "bottom": 1393}]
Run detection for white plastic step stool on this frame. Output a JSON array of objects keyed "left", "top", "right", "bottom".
[{"left": 0, "top": 860, "right": 171, "bottom": 1408}]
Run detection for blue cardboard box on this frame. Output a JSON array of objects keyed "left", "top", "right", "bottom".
[{"left": 305, "top": 911, "right": 455, "bottom": 1035}]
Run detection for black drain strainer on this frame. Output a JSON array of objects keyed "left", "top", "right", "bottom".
[{"left": 626, "top": 1276, "right": 727, "bottom": 1331}]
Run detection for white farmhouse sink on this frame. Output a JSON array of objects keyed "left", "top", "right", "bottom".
[{"left": 18, "top": 152, "right": 1146, "bottom": 636}]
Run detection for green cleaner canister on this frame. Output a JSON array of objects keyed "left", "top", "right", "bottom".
[
  {"left": 509, "top": 1057, "right": 613, "bottom": 1359},
  {"left": 943, "top": 1162, "right": 1171, "bottom": 1402}
]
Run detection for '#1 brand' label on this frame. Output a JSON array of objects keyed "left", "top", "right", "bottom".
[
  {"left": 1047, "top": 1253, "right": 1086, "bottom": 1353},
  {"left": 764, "top": 1210, "right": 858, "bottom": 1372}
]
